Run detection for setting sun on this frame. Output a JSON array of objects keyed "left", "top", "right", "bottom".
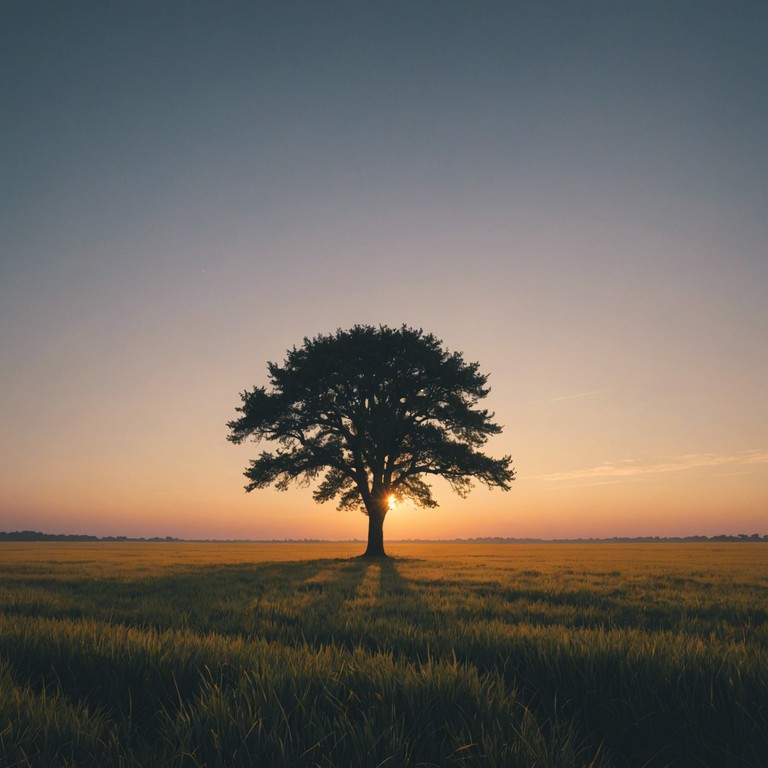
[{"left": 388, "top": 495, "right": 397, "bottom": 511}]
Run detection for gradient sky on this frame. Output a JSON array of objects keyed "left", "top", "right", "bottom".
[{"left": 2, "top": 1, "right": 767, "bottom": 540}]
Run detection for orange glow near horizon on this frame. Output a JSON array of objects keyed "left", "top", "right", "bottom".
[{"left": 3, "top": 452, "right": 767, "bottom": 540}]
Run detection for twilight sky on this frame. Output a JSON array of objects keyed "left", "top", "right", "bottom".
[{"left": 2, "top": 1, "right": 767, "bottom": 539}]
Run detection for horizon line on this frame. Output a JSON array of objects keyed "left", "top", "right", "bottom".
[{"left": 2, "top": 530, "right": 766, "bottom": 543}]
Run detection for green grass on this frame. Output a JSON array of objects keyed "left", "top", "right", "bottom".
[{"left": 0, "top": 542, "right": 766, "bottom": 766}]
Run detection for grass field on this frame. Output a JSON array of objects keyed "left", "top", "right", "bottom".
[{"left": 1, "top": 542, "right": 766, "bottom": 767}]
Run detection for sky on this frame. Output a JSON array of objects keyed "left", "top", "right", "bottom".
[{"left": 2, "top": 1, "right": 767, "bottom": 540}]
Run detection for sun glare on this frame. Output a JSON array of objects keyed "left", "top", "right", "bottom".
[{"left": 387, "top": 494, "right": 397, "bottom": 511}]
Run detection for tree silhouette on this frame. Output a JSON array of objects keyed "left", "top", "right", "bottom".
[{"left": 227, "top": 325, "right": 514, "bottom": 557}]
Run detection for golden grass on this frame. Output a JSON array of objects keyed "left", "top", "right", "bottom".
[
  {"left": 1, "top": 542, "right": 766, "bottom": 767},
  {"left": 2, "top": 540, "right": 765, "bottom": 579}
]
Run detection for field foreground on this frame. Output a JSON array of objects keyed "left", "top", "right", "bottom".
[{"left": 1, "top": 542, "right": 766, "bottom": 767}]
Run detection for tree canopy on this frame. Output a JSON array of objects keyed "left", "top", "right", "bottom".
[{"left": 227, "top": 325, "right": 514, "bottom": 556}]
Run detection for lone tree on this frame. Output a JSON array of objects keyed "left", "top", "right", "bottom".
[{"left": 227, "top": 325, "right": 514, "bottom": 557}]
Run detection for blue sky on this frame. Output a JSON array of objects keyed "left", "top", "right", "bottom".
[{"left": 2, "top": 1, "right": 767, "bottom": 538}]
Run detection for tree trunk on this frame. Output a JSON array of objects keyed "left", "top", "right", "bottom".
[{"left": 363, "top": 506, "right": 387, "bottom": 558}]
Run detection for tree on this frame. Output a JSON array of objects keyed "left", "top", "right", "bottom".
[{"left": 227, "top": 325, "right": 514, "bottom": 557}]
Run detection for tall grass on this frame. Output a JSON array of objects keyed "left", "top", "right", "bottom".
[{"left": 0, "top": 543, "right": 766, "bottom": 766}]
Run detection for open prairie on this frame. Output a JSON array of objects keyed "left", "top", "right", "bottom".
[{"left": 1, "top": 542, "right": 766, "bottom": 767}]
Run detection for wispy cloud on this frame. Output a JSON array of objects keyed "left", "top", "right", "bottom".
[
  {"left": 532, "top": 450, "right": 768, "bottom": 483},
  {"left": 519, "top": 390, "right": 604, "bottom": 408}
]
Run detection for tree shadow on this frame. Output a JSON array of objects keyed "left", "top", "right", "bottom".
[
  {"left": 3, "top": 555, "right": 449, "bottom": 649},
  {"left": 378, "top": 557, "right": 431, "bottom": 616},
  {"left": 301, "top": 556, "right": 376, "bottom": 607}
]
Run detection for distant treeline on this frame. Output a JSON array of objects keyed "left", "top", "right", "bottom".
[
  {"left": 0, "top": 530, "right": 766, "bottom": 543},
  {"left": 0, "top": 531, "right": 179, "bottom": 542},
  {"left": 406, "top": 534, "right": 768, "bottom": 543}
]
